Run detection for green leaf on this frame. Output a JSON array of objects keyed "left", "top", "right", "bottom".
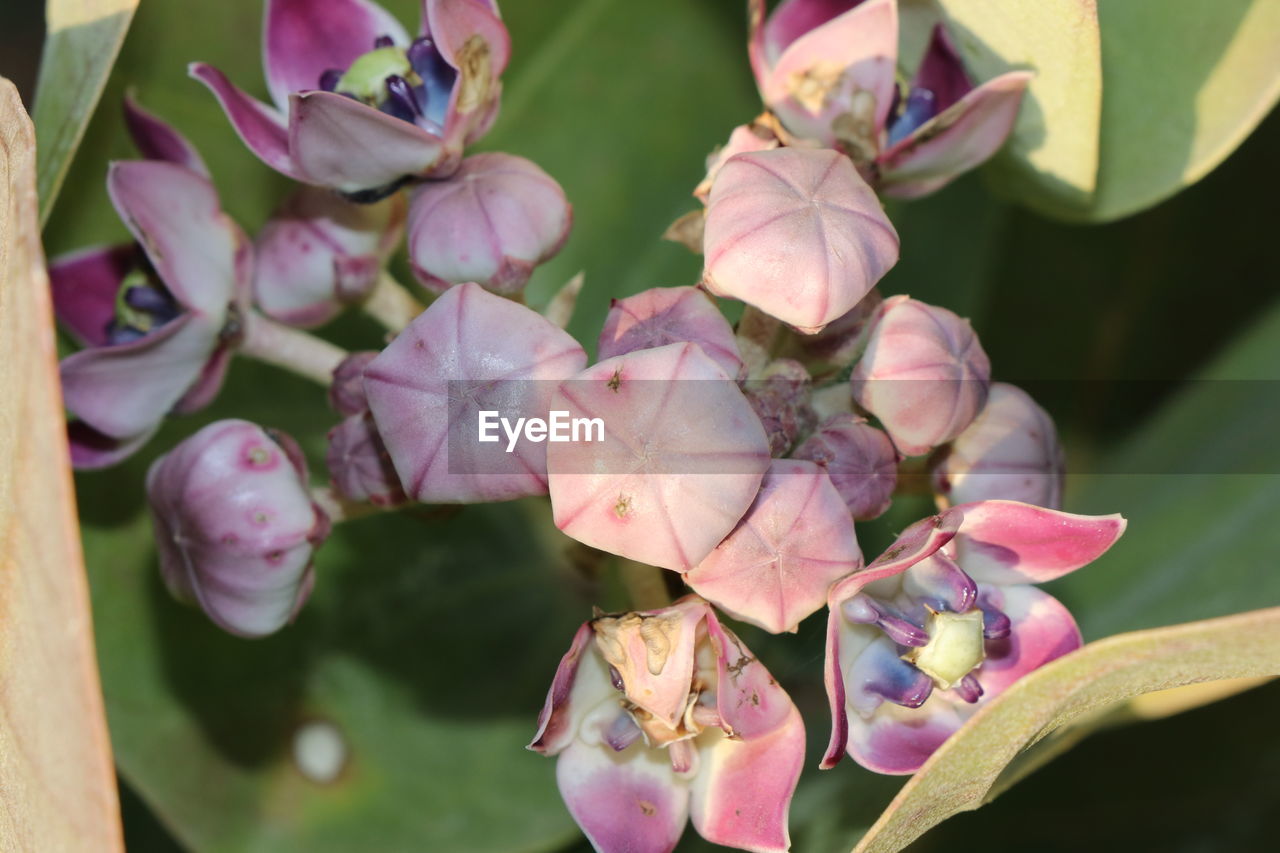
[
  {"left": 33, "top": 0, "right": 140, "bottom": 224},
  {"left": 852, "top": 606, "right": 1280, "bottom": 853}
]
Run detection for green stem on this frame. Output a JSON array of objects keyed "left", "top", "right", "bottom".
[{"left": 617, "top": 558, "right": 672, "bottom": 610}]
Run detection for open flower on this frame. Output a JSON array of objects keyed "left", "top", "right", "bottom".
[
  {"left": 748, "top": 0, "right": 1032, "bottom": 197},
  {"left": 529, "top": 596, "right": 805, "bottom": 853},
  {"left": 51, "top": 101, "right": 250, "bottom": 468},
  {"left": 822, "top": 500, "right": 1126, "bottom": 774},
  {"left": 192, "top": 0, "right": 510, "bottom": 197}
]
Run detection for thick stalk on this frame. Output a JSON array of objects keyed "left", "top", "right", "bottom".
[
  {"left": 617, "top": 558, "right": 672, "bottom": 610},
  {"left": 239, "top": 310, "right": 347, "bottom": 386},
  {"left": 363, "top": 270, "right": 427, "bottom": 331},
  {"left": 310, "top": 484, "right": 383, "bottom": 524}
]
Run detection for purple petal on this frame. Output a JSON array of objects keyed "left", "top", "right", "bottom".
[
  {"left": 529, "top": 622, "right": 598, "bottom": 755},
  {"left": 598, "top": 286, "right": 744, "bottom": 381},
  {"left": 107, "top": 160, "right": 241, "bottom": 318},
  {"left": 289, "top": 90, "right": 445, "bottom": 192},
  {"left": 951, "top": 500, "right": 1127, "bottom": 585},
  {"left": 909, "top": 23, "right": 974, "bottom": 114},
  {"left": 264, "top": 0, "right": 410, "bottom": 111},
  {"left": 67, "top": 421, "right": 156, "bottom": 470},
  {"left": 758, "top": 0, "right": 862, "bottom": 65},
  {"left": 61, "top": 314, "right": 218, "bottom": 439},
  {"left": 820, "top": 606, "right": 850, "bottom": 768},
  {"left": 555, "top": 740, "right": 689, "bottom": 853},
  {"left": 793, "top": 415, "right": 899, "bottom": 520},
  {"left": 845, "top": 693, "right": 966, "bottom": 775},
  {"left": 827, "top": 509, "right": 962, "bottom": 608},
  {"left": 48, "top": 244, "right": 134, "bottom": 348},
  {"left": 975, "top": 585, "right": 1082, "bottom": 697},
  {"left": 689, "top": 704, "right": 804, "bottom": 853},
  {"left": 122, "top": 92, "right": 210, "bottom": 175},
  {"left": 189, "top": 63, "right": 305, "bottom": 182},
  {"left": 879, "top": 70, "right": 1033, "bottom": 199},
  {"left": 173, "top": 341, "right": 235, "bottom": 414}
]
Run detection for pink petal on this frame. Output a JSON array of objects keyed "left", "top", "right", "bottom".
[
  {"left": 598, "top": 286, "right": 744, "bottom": 380},
  {"left": 289, "top": 90, "right": 445, "bottom": 192},
  {"left": 845, "top": 692, "right": 966, "bottom": 775},
  {"left": 976, "top": 584, "right": 1081, "bottom": 697},
  {"left": 820, "top": 605, "right": 851, "bottom": 768},
  {"left": 879, "top": 70, "right": 1033, "bottom": 199},
  {"left": 593, "top": 597, "right": 707, "bottom": 728},
  {"left": 49, "top": 244, "right": 134, "bottom": 348},
  {"left": 687, "top": 459, "right": 861, "bottom": 634},
  {"left": 827, "top": 508, "right": 962, "bottom": 606},
  {"left": 689, "top": 704, "right": 805, "bottom": 853},
  {"left": 909, "top": 23, "right": 973, "bottom": 114},
  {"left": 555, "top": 739, "right": 689, "bottom": 853},
  {"left": 264, "top": 0, "right": 409, "bottom": 111},
  {"left": 188, "top": 63, "right": 304, "bottom": 181},
  {"left": 703, "top": 147, "right": 899, "bottom": 333},
  {"left": 547, "top": 343, "right": 770, "bottom": 572},
  {"left": 951, "top": 499, "right": 1127, "bottom": 585},
  {"left": 363, "top": 282, "right": 587, "bottom": 503},
  {"left": 107, "top": 160, "right": 241, "bottom": 318},
  {"left": 122, "top": 92, "right": 209, "bottom": 175},
  {"left": 67, "top": 421, "right": 156, "bottom": 470},
  {"left": 173, "top": 341, "right": 235, "bottom": 414},
  {"left": 760, "top": 0, "right": 898, "bottom": 147},
  {"left": 705, "top": 610, "right": 796, "bottom": 740},
  {"left": 424, "top": 0, "right": 511, "bottom": 74},
  {"left": 758, "top": 0, "right": 862, "bottom": 65},
  {"left": 529, "top": 622, "right": 598, "bottom": 756},
  {"left": 60, "top": 314, "right": 218, "bottom": 439}
]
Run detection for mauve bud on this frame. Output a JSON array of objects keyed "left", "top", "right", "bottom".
[
  {"left": 850, "top": 295, "right": 990, "bottom": 456},
  {"left": 327, "top": 412, "right": 408, "bottom": 507},
  {"left": 407, "top": 152, "right": 572, "bottom": 294},
  {"left": 597, "top": 286, "right": 744, "bottom": 380},
  {"left": 793, "top": 415, "right": 899, "bottom": 520},
  {"left": 329, "top": 350, "right": 379, "bottom": 416},
  {"left": 932, "top": 383, "right": 1064, "bottom": 509},
  {"left": 743, "top": 359, "right": 815, "bottom": 457},
  {"left": 147, "top": 420, "right": 327, "bottom": 638},
  {"left": 254, "top": 187, "right": 405, "bottom": 328},
  {"left": 781, "top": 288, "right": 883, "bottom": 378}
]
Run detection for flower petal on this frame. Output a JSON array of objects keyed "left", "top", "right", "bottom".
[
  {"left": 758, "top": 0, "right": 862, "bottom": 66},
  {"left": 107, "top": 160, "right": 240, "bottom": 318},
  {"left": 827, "top": 508, "right": 961, "bottom": 606},
  {"left": 173, "top": 341, "right": 235, "bottom": 414},
  {"left": 122, "top": 92, "right": 210, "bottom": 175},
  {"left": 951, "top": 499, "right": 1127, "bottom": 585},
  {"left": 48, "top": 244, "right": 134, "bottom": 348},
  {"left": 598, "top": 286, "right": 744, "bottom": 383},
  {"left": 879, "top": 70, "right": 1032, "bottom": 199},
  {"left": 845, "top": 690, "right": 966, "bottom": 775},
  {"left": 705, "top": 610, "right": 795, "bottom": 740},
  {"left": 555, "top": 739, "right": 689, "bottom": 853},
  {"left": 976, "top": 585, "right": 1081, "bottom": 697},
  {"left": 909, "top": 23, "right": 973, "bottom": 114},
  {"left": 424, "top": 0, "right": 511, "bottom": 75},
  {"left": 188, "top": 63, "right": 303, "bottom": 181},
  {"left": 594, "top": 598, "right": 707, "bottom": 729},
  {"left": 60, "top": 314, "right": 217, "bottom": 439},
  {"left": 67, "top": 421, "right": 156, "bottom": 470},
  {"left": 530, "top": 622, "right": 605, "bottom": 755},
  {"left": 264, "top": 0, "right": 409, "bottom": 111},
  {"left": 689, "top": 704, "right": 804, "bottom": 853},
  {"left": 289, "top": 90, "right": 445, "bottom": 192}
]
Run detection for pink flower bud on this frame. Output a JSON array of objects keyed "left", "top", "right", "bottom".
[
  {"left": 254, "top": 187, "right": 405, "bottom": 328},
  {"left": 147, "top": 420, "right": 327, "bottom": 638},
  {"left": 364, "top": 282, "right": 587, "bottom": 503},
  {"left": 687, "top": 459, "right": 861, "bottom": 633},
  {"left": 693, "top": 121, "right": 779, "bottom": 205},
  {"left": 850, "top": 295, "right": 991, "bottom": 456},
  {"left": 702, "top": 147, "right": 898, "bottom": 333},
  {"left": 328, "top": 350, "right": 379, "bottom": 416},
  {"left": 406, "top": 152, "right": 572, "bottom": 294},
  {"left": 932, "top": 383, "right": 1064, "bottom": 509},
  {"left": 547, "top": 342, "right": 770, "bottom": 571},
  {"left": 793, "top": 414, "right": 899, "bottom": 520},
  {"left": 327, "top": 412, "right": 408, "bottom": 507},
  {"left": 597, "top": 286, "right": 743, "bottom": 380}
]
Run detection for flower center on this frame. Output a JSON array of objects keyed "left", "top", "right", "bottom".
[
  {"left": 886, "top": 85, "right": 939, "bottom": 146},
  {"left": 902, "top": 607, "right": 985, "bottom": 689},
  {"left": 106, "top": 260, "right": 181, "bottom": 346},
  {"left": 319, "top": 35, "right": 457, "bottom": 133}
]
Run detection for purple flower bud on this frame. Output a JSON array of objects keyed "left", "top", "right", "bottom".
[
  {"left": 406, "top": 152, "right": 572, "bottom": 294},
  {"left": 932, "top": 382, "right": 1064, "bottom": 509},
  {"left": 326, "top": 412, "right": 407, "bottom": 507},
  {"left": 742, "top": 358, "right": 814, "bottom": 457},
  {"left": 254, "top": 186, "right": 405, "bottom": 328},
  {"left": 702, "top": 147, "right": 898, "bottom": 333},
  {"left": 328, "top": 350, "right": 379, "bottom": 416},
  {"left": 147, "top": 420, "right": 327, "bottom": 638},
  {"left": 597, "top": 286, "right": 744, "bottom": 380},
  {"left": 850, "top": 295, "right": 991, "bottom": 457},
  {"left": 793, "top": 414, "right": 899, "bottom": 520}
]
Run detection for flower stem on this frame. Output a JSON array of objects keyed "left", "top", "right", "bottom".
[
  {"left": 239, "top": 311, "right": 347, "bottom": 386},
  {"left": 617, "top": 558, "right": 672, "bottom": 610},
  {"left": 310, "top": 484, "right": 383, "bottom": 524},
  {"left": 363, "top": 270, "right": 427, "bottom": 331}
]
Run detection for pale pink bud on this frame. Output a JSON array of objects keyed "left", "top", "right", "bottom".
[
  {"left": 850, "top": 295, "right": 991, "bottom": 456},
  {"left": 328, "top": 350, "right": 378, "bottom": 416},
  {"left": 793, "top": 414, "right": 899, "bottom": 520},
  {"left": 693, "top": 121, "right": 779, "bottom": 205},
  {"left": 597, "top": 286, "right": 744, "bottom": 380},
  {"left": 326, "top": 412, "right": 407, "bottom": 507}
]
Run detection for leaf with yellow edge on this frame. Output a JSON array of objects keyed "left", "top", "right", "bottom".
[
  {"left": 0, "top": 78, "right": 122, "bottom": 850},
  {"left": 853, "top": 606, "right": 1280, "bottom": 853},
  {"left": 33, "top": 0, "right": 141, "bottom": 224}
]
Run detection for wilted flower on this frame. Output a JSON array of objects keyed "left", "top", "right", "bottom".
[
  {"left": 192, "top": 0, "right": 510, "bottom": 197},
  {"left": 254, "top": 186, "right": 406, "bottom": 328},
  {"left": 702, "top": 147, "right": 899, "bottom": 333},
  {"left": 748, "top": 0, "right": 1032, "bottom": 197},
  {"left": 406, "top": 152, "right": 571, "bottom": 293},
  {"left": 147, "top": 420, "right": 329, "bottom": 638},
  {"left": 933, "top": 382, "right": 1064, "bottom": 509},
  {"left": 51, "top": 104, "right": 250, "bottom": 468},
  {"left": 822, "top": 500, "right": 1125, "bottom": 773},
  {"left": 597, "top": 286, "right": 744, "bottom": 381},
  {"left": 529, "top": 596, "right": 805, "bottom": 853},
  {"left": 793, "top": 414, "right": 899, "bottom": 520},
  {"left": 686, "top": 459, "right": 861, "bottom": 633},
  {"left": 850, "top": 295, "right": 990, "bottom": 456}
]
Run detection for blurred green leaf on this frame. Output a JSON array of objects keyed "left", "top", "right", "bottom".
[{"left": 33, "top": 0, "right": 139, "bottom": 224}]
